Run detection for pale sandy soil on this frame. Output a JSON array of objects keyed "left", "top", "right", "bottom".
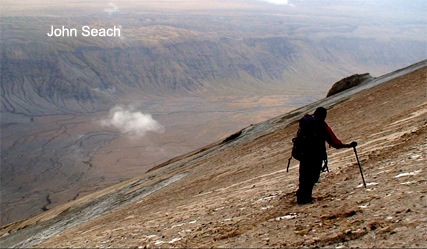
[{"left": 1, "top": 65, "right": 424, "bottom": 248}]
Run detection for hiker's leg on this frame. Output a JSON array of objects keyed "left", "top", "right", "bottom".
[
  {"left": 297, "top": 159, "right": 322, "bottom": 204},
  {"left": 310, "top": 160, "right": 322, "bottom": 184},
  {"left": 297, "top": 160, "right": 313, "bottom": 203}
]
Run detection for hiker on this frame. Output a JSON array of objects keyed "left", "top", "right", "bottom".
[{"left": 296, "top": 107, "right": 357, "bottom": 204}]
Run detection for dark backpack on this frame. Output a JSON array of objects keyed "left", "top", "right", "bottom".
[
  {"left": 292, "top": 114, "right": 319, "bottom": 160},
  {"left": 287, "top": 114, "right": 329, "bottom": 172}
]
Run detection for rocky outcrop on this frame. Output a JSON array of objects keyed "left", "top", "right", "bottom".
[{"left": 326, "top": 73, "right": 374, "bottom": 97}]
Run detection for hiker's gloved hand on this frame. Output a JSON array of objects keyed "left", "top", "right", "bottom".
[{"left": 349, "top": 141, "right": 357, "bottom": 148}]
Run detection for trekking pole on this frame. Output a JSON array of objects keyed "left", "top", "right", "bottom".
[
  {"left": 287, "top": 157, "right": 292, "bottom": 172},
  {"left": 353, "top": 146, "right": 367, "bottom": 188},
  {"left": 322, "top": 159, "right": 329, "bottom": 172}
]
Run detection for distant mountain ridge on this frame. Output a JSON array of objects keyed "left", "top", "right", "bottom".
[{"left": 1, "top": 34, "right": 425, "bottom": 116}]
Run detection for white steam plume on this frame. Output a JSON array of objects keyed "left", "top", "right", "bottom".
[
  {"left": 101, "top": 105, "right": 164, "bottom": 136},
  {"left": 104, "top": 3, "right": 119, "bottom": 15}
]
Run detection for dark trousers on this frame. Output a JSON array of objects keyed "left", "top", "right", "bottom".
[{"left": 296, "top": 158, "right": 323, "bottom": 204}]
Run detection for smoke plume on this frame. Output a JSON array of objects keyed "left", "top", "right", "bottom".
[{"left": 101, "top": 105, "right": 164, "bottom": 136}]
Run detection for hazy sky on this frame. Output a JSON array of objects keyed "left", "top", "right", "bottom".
[
  {"left": 256, "top": 0, "right": 427, "bottom": 16},
  {"left": 2, "top": 0, "right": 426, "bottom": 21},
  {"left": 258, "top": 0, "right": 294, "bottom": 5},
  {"left": 253, "top": 0, "right": 427, "bottom": 29}
]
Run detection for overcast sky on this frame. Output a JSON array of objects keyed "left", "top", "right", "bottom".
[
  {"left": 3, "top": 0, "right": 426, "bottom": 21},
  {"left": 256, "top": 0, "right": 427, "bottom": 19}
]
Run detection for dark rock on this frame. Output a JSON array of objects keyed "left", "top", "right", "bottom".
[{"left": 327, "top": 73, "right": 374, "bottom": 97}]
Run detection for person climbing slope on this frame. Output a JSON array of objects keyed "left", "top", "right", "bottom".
[{"left": 295, "top": 107, "right": 357, "bottom": 204}]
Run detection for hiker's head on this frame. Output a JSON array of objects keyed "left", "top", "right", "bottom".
[{"left": 313, "top": 107, "right": 327, "bottom": 121}]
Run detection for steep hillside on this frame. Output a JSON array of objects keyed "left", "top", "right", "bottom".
[{"left": 1, "top": 61, "right": 425, "bottom": 248}]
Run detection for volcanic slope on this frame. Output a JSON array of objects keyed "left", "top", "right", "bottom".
[{"left": 1, "top": 61, "right": 426, "bottom": 248}]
